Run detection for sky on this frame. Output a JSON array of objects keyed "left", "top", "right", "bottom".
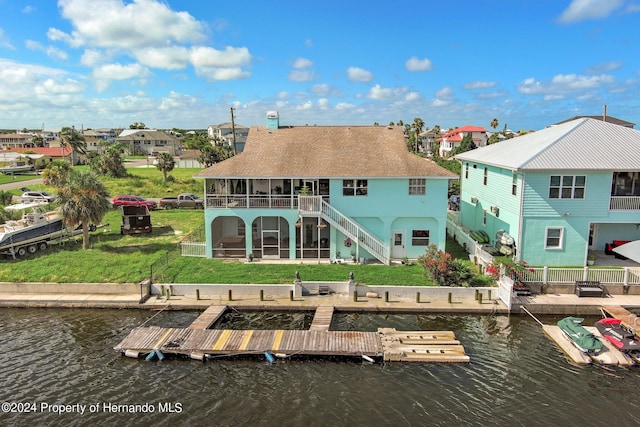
[{"left": 1, "top": 0, "right": 639, "bottom": 132}]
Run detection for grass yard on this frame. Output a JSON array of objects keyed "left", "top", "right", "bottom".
[{"left": 100, "top": 167, "right": 204, "bottom": 198}]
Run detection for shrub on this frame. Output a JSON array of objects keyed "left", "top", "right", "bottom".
[{"left": 417, "top": 244, "right": 475, "bottom": 287}]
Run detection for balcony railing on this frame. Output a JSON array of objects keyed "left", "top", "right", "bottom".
[
  {"left": 610, "top": 196, "right": 640, "bottom": 210},
  {"left": 206, "top": 195, "right": 300, "bottom": 209}
]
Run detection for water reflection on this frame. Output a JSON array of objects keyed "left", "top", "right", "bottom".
[{"left": 1, "top": 309, "right": 640, "bottom": 426}]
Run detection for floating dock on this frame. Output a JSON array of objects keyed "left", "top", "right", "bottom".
[
  {"left": 114, "top": 305, "right": 469, "bottom": 363},
  {"left": 543, "top": 324, "right": 636, "bottom": 366},
  {"left": 602, "top": 305, "right": 640, "bottom": 333}
]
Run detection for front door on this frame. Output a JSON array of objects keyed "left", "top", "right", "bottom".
[
  {"left": 262, "top": 230, "right": 280, "bottom": 259},
  {"left": 588, "top": 223, "right": 598, "bottom": 250},
  {"left": 391, "top": 231, "right": 405, "bottom": 259}
]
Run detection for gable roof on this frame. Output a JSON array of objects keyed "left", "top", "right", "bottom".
[
  {"left": 554, "top": 115, "right": 635, "bottom": 128},
  {"left": 195, "top": 125, "right": 457, "bottom": 179},
  {"left": 454, "top": 118, "right": 640, "bottom": 171}
]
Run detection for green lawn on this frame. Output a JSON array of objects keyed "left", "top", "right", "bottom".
[{"left": 0, "top": 162, "right": 484, "bottom": 286}]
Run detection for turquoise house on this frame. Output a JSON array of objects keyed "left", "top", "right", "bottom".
[
  {"left": 454, "top": 118, "right": 640, "bottom": 267},
  {"left": 193, "top": 113, "right": 457, "bottom": 263}
]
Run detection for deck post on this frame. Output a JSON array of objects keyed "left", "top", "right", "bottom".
[
  {"left": 228, "top": 289, "right": 233, "bottom": 301},
  {"left": 475, "top": 290, "right": 479, "bottom": 300},
  {"left": 384, "top": 291, "right": 389, "bottom": 302},
  {"left": 289, "top": 290, "right": 294, "bottom": 301},
  {"left": 478, "top": 293, "right": 483, "bottom": 304},
  {"left": 416, "top": 292, "right": 420, "bottom": 303},
  {"left": 196, "top": 289, "right": 200, "bottom": 301},
  {"left": 448, "top": 292, "right": 452, "bottom": 304},
  {"left": 353, "top": 290, "right": 357, "bottom": 302},
  {"left": 260, "top": 290, "right": 264, "bottom": 301}
]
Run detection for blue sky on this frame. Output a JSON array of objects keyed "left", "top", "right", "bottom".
[{"left": 1, "top": 0, "right": 639, "bottom": 131}]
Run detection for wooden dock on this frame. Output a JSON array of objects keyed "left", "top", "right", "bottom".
[
  {"left": 188, "top": 305, "right": 227, "bottom": 330},
  {"left": 309, "top": 306, "right": 334, "bottom": 331},
  {"left": 114, "top": 306, "right": 469, "bottom": 363}
]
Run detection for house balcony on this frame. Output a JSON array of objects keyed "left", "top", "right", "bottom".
[
  {"left": 206, "top": 194, "right": 330, "bottom": 210},
  {"left": 609, "top": 196, "right": 640, "bottom": 211}
]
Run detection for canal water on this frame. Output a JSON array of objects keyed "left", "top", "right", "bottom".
[{"left": 1, "top": 308, "right": 639, "bottom": 426}]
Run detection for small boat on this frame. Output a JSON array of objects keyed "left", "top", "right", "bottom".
[
  {"left": 595, "top": 318, "right": 640, "bottom": 352},
  {"left": 0, "top": 162, "right": 33, "bottom": 175},
  {"left": 557, "top": 317, "right": 603, "bottom": 354}
]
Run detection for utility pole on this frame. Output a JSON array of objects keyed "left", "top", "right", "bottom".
[{"left": 230, "top": 107, "right": 237, "bottom": 155}]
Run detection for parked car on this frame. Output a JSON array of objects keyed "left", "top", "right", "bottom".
[
  {"left": 160, "top": 193, "right": 204, "bottom": 210},
  {"left": 21, "top": 191, "right": 56, "bottom": 203},
  {"left": 112, "top": 195, "right": 157, "bottom": 210}
]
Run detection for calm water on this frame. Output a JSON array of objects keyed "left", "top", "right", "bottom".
[{"left": 1, "top": 308, "right": 639, "bottom": 427}]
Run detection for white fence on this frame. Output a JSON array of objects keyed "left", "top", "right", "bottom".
[
  {"left": 180, "top": 242, "right": 206, "bottom": 257},
  {"left": 522, "top": 266, "right": 640, "bottom": 285}
]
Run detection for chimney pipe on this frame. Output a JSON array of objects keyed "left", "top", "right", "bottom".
[{"left": 603, "top": 104, "right": 607, "bottom": 122}]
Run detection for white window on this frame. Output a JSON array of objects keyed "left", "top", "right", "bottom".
[
  {"left": 512, "top": 173, "right": 517, "bottom": 196},
  {"left": 545, "top": 227, "right": 564, "bottom": 249},
  {"left": 412, "top": 230, "right": 430, "bottom": 246},
  {"left": 549, "top": 175, "right": 585, "bottom": 199},
  {"left": 409, "top": 178, "right": 426, "bottom": 195}
]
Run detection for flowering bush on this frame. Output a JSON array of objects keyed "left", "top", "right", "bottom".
[{"left": 417, "top": 244, "right": 474, "bottom": 287}]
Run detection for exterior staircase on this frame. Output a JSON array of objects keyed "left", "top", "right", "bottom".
[{"left": 299, "top": 196, "right": 390, "bottom": 265}]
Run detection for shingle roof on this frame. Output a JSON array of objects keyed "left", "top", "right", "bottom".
[
  {"left": 11, "top": 147, "right": 72, "bottom": 156},
  {"left": 195, "top": 125, "right": 457, "bottom": 178},
  {"left": 454, "top": 118, "right": 640, "bottom": 171}
]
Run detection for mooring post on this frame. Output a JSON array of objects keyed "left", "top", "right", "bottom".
[
  {"left": 166, "top": 288, "right": 171, "bottom": 301},
  {"left": 475, "top": 290, "right": 479, "bottom": 300},
  {"left": 260, "top": 290, "right": 264, "bottom": 301},
  {"left": 353, "top": 290, "right": 357, "bottom": 302},
  {"left": 384, "top": 291, "right": 389, "bottom": 302},
  {"left": 196, "top": 289, "right": 200, "bottom": 301},
  {"left": 448, "top": 292, "right": 452, "bottom": 303},
  {"left": 289, "top": 290, "right": 294, "bottom": 301},
  {"left": 488, "top": 290, "right": 492, "bottom": 300},
  {"left": 478, "top": 293, "right": 483, "bottom": 304},
  {"left": 416, "top": 291, "right": 420, "bottom": 303},
  {"left": 160, "top": 286, "right": 165, "bottom": 297},
  {"left": 228, "top": 289, "right": 233, "bottom": 301}
]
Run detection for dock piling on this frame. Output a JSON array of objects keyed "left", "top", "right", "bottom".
[
  {"left": 228, "top": 289, "right": 233, "bottom": 301},
  {"left": 416, "top": 292, "right": 420, "bottom": 303},
  {"left": 260, "top": 290, "right": 264, "bottom": 301},
  {"left": 196, "top": 289, "right": 200, "bottom": 301},
  {"left": 448, "top": 292, "right": 452, "bottom": 304}
]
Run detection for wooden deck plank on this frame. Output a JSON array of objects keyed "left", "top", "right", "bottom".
[
  {"left": 188, "top": 305, "right": 227, "bottom": 330},
  {"left": 309, "top": 306, "right": 334, "bottom": 332},
  {"left": 115, "top": 326, "right": 467, "bottom": 362}
]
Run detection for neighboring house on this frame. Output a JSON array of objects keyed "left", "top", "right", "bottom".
[
  {"left": 419, "top": 128, "right": 444, "bottom": 157},
  {"left": 176, "top": 149, "right": 204, "bottom": 168},
  {"left": 193, "top": 113, "right": 457, "bottom": 263},
  {"left": 116, "top": 129, "right": 179, "bottom": 155},
  {"left": 439, "top": 126, "right": 488, "bottom": 157},
  {"left": 7, "top": 148, "right": 59, "bottom": 168},
  {"left": 207, "top": 122, "right": 249, "bottom": 152},
  {"left": 0, "top": 133, "right": 35, "bottom": 150},
  {"left": 454, "top": 118, "right": 640, "bottom": 267},
  {"left": 82, "top": 128, "right": 119, "bottom": 154}
]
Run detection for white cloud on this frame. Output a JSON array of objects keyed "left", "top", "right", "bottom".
[
  {"left": 558, "top": 0, "right": 624, "bottom": 23},
  {"left": 435, "top": 87, "right": 453, "bottom": 98},
  {"left": 292, "top": 57, "right": 313, "bottom": 69},
  {"left": 404, "top": 92, "right": 421, "bottom": 102},
  {"left": 52, "top": 0, "right": 251, "bottom": 81},
  {"left": 311, "top": 84, "right": 329, "bottom": 96},
  {"left": 0, "top": 28, "right": 15, "bottom": 49},
  {"left": 335, "top": 102, "right": 355, "bottom": 111},
  {"left": 296, "top": 100, "right": 313, "bottom": 110},
  {"left": 25, "top": 40, "right": 68, "bottom": 60},
  {"left": 405, "top": 56, "right": 432, "bottom": 72},
  {"left": 317, "top": 98, "right": 329, "bottom": 110},
  {"left": 367, "top": 84, "right": 396, "bottom": 100},
  {"left": 585, "top": 61, "right": 623, "bottom": 74},
  {"left": 34, "top": 78, "right": 84, "bottom": 95},
  {"left": 463, "top": 81, "right": 498, "bottom": 90},
  {"left": 93, "top": 62, "right": 150, "bottom": 91},
  {"left": 288, "top": 69, "right": 315, "bottom": 82},
  {"left": 518, "top": 73, "right": 616, "bottom": 96},
  {"left": 347, "top": 66, "right": 373, "bottom": 82}
]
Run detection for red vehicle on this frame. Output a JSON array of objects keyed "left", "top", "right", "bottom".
[{"left": 112, "top": 195, "right": 157, "bottom": 210}]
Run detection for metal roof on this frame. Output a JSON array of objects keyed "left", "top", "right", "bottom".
[{"left": 454, "top": 118, "right": 640, "bottom": 171}]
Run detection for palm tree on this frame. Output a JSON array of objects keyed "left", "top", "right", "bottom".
[
  {"left": 412, "top": 117, "right": 425, "bottom": 153},
  {"left": 31, "top": 134, "right": 44, "bottom": 148},
  {"left": 59, "top": 126, "right": 87, "bottom": 164},
  {"left": 155, "top": 152, "right": 175, "bottom": 182},
  {"left": 57, "top": 170, "right": 110, "bottom": 250},
  {"left": 490, "top": 118, "right": 499, "bottom": 131},
  {"left": 42, "top": 160, "right": 72, "bottom": 188}
]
